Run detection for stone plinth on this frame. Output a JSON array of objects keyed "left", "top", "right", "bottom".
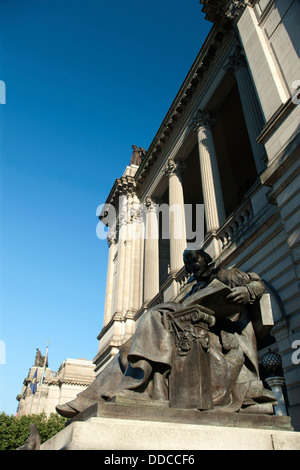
[{"left": 40, "top": 402, "right": 300, "bottom": 450}]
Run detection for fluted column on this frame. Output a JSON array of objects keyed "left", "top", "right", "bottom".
[
  {"left": 122, "top": 191, "right": 134, "bottom": 315},
  {"left": 164, "top": 157, "right": 187, "bottom": 273},
  {"left": 225, "top": 45, "right": 265, "bottom": 173},
  {"left": 193, "top": 111, "right": 226, "bottom": 232},
  {"left": 103, "top": 231, "right": 117, "bottom": 325},
  {"left": 143, "top": 196, "right": 159, "bottom": 303},
  {"left": 128, "top": 194, "right": 143, "bottom": 313},
  {"left": 114, "top": 196, "right": 128, "bottom": 316}
]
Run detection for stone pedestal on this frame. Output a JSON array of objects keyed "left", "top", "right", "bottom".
[{"left": 40, "top": 402, "right": 300, "bottom": 451}]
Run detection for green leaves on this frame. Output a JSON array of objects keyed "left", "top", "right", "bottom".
[{"left": 0, "top": 412, "right": 67, "bottom": 450}]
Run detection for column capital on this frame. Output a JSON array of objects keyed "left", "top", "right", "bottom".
[
  {"left": 107, "top": 230, "right": 117, "bottom": 247},
  {"left": 163, "top": 156, "right": 185, "bottom": 179},
  {"left": 225, "top": 1, "right": 249, "bottom": 20},
  {"left": 118, "top": 207, "right": 128, "bottom": 228},
  {"left": 118, "top": 176, "right": 137, "bottom": 198},
  {"left": 144, "top": 195, "right": 158, "bottom": 212},
  {"left": 192, "top": 110, "right": 215, "bottom": 132},
  {"left": 129, "top": 207, "right": 143, "bottom": 224},
  {"left": 224, "top": 45, "right": 247, "bottom": 75}
]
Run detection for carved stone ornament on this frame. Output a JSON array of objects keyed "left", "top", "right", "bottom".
[
  {"left": 163, "top": 156, "right": 185, "bottom": 179},
  {"left": 200, "top": 0, "right": 252, "bottom": 26},
  {"left": 225, "top": 0, "right": 248, "bottom": 19},
  {"left": 144, "top": 195, "right": 158, "bottom": 212},
  {"left": 192, "top": 110, "right": 215, "bottom": 131},
  {"left": 107, "top": 231, "right": 117, "bottom": 246},
  {"left": 129, "top": 206, "right": 143, "bottom": 223},
  {"left": 224, "top": 45, "right": 247, "bottom": 75}
]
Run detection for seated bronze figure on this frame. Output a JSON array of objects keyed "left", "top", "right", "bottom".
[{"left": 56, "top": 249, "right": 276, "bottom": 418}]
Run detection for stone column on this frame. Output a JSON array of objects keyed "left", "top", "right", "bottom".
[
  {"left": 143, "top": 196, "right": 160, "bottom": 304},
  {"left": 225, "top": 45, "right": 265, "bottom": 173},
  {"left": 114, "top": 196, "right": 128, "bottom": 316},
  {"left": 122, "top": 191, "right": 134, "bottom": 315},
  {"left": 164, "top": 157, "right": 187, "bottom": 273},
  {"left": 128, "top": 194, "right": 143, "bottom": 314},
  {"left": 103, "top": 231, "right": 117, "bottom": 325},
  {"left": 193, "top": 111, "right": 226, "bottom": 232}
]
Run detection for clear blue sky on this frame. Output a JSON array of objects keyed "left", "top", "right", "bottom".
[{"left": 0, "top": 0, "right": 211, "bottom": 415}]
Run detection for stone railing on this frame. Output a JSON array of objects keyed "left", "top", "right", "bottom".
[
  {"left": 216, "top": 199, "right": 254, "bottom": 251},
  {"left": 176, "top": 266, "right": 190, "bottom": 293}
]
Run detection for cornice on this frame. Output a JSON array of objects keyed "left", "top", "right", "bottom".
[
  {"left": 98, "top": 174, "right": 138, "bottom": 229},
  {"left": 105, "top": 175, "right": 137, "bottom": 207},
  {"left": 200, "top": 0, "right": 255, "bottom": 25},
  {"left": 44, "top": 378, "right": 94, "bottom": 387}
]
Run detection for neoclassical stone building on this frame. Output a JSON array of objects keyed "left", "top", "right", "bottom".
[
  {"left": 95, "top": 0, "right": 300, "bottom": 429},
  {"left": 17, "top": 353, "right": 95, "bottom": 417}
]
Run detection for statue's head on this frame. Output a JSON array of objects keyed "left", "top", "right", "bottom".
[{"left": 183, "top": 249, "right": 214, "bottom": 279}]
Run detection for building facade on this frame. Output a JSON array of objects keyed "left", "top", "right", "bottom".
[
  {"left": 17, "top": 351, "right": 95, "bottom": 417},
  {"left": 95, "top": 0, "right": 300, "bottom": 430}
]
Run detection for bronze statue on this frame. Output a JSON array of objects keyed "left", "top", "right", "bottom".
[
  {"left": 130, "top": 145, "right": 146, "bottom": 166},
  {"left": 56, "top": 249, "right": 276, "bottom": 418}
]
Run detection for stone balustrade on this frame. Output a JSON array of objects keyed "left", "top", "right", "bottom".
[{"left": 216, "top": 200, "right": 254, "bottom": 250}]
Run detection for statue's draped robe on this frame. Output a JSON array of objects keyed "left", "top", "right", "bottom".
[{"left": 58, "top": 268, "right": 274, "bottom": 416}]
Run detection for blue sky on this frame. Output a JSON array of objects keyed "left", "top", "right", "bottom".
[{"left": 0, "top": 0, "right": 211, "bottom": 415}]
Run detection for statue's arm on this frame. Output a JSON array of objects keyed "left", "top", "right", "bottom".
[
  {"left": 226, "top": 271, "right": 264, "bottom": 305},
  {"left": 245, "top": 273, "right": 265, "bottom": 304}
]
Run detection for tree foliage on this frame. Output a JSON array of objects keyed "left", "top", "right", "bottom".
[{"left": 0, "top": 412, "right": 67, "bottom": 450}]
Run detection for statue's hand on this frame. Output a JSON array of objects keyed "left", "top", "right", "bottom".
[{"left": 226, "top": 286, "right": 250, "bottom": 304}]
